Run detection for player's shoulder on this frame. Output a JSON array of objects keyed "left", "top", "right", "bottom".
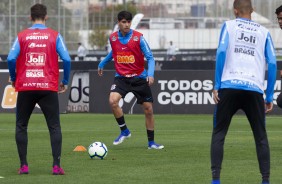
[
  {"left": 111, "top": 31, "right": 119, "bottom": 36},
  {"left": 257, "top": 24, "right": 269, "bottom": 33},
  {"left": 45, "top": 27, "right": 59, "bottom": 35},
  {"left": 132, "top": 30, "right": 143, "bottom": 36}
]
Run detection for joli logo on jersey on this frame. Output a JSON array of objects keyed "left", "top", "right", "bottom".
[
  {"left": 26, "top": 52, "right": 46, "bottom": 66},
  {"left": 236, "top": 31, "right": 257, "bottom": 45}
]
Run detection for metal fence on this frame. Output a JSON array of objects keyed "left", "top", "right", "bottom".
[{"left": 0, "top": 0, "right": 87, "bottom": 55}]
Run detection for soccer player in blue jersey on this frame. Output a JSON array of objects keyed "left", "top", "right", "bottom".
[
  {"left": 210, "top": 1, "right": 276, "bottom": 184},
  {"left": 98, "top": 11, "right": 164, "bottom": 150}
]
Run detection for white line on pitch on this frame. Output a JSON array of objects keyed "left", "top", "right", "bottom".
[{"left": 0, "top": 176, "right": 4, "bottom": 179}]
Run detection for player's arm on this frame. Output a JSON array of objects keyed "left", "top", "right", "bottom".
[
  {"left": 264, "top": 32, "right": 277, "bottom": 109},
  {"left": 140, "top": 36, "right": 155, "bottom": 85},
  {"left": 56, "top": 33, "right": 71, "bottom": 93},
  {"left": 98, "top": 50, "right": 113, "bottom": 76},
  {"left": 213, "top": 23, "right": 228, "bottom": 103},
  {"left": 7, "top": 37, "right": 20, "bottom": 87}
]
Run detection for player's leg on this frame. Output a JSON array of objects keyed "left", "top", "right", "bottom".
[
  {"left": 16, "top": 91, "right": 37, "bottom": 174},
  {"left": 132, "top": 78, "right": 164, "bottom": 149},
  {"left": 37, "top": 91, "right": 64, "bottom": 175},
  {"left": 242, "top": 91, "right": 270, "bottom": 184},
  {"left": 141, "top": 102, "right": 164, "bottom": 149},
  {"left": 210, "top": 89, "right": 239, "bottom": 183},
  {"left": 110, "top": 78, "right": 131, "bottom": 145},
  {"left": 109, "top": 92, "right": 123, "bottom": 119}
]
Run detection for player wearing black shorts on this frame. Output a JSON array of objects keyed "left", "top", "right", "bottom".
[
  {"left": 112, "top": 77, "right": 153, "bottom": 104},
  {"left": 98, "top": 11, "right": 164, "bottom": 149}
]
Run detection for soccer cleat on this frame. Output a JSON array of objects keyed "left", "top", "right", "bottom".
[
  {"left": 211, "top": 180, "right": 220, "bottom": 184},
  {"left": 113, "top": 129, "right": 131, "bottom": 145},
  {"left": 148, "top": 141, "right": 164, "bottom": 149},
  {"left": 18, "top": 165, "right": 29, "bottom": 174},
  {"left": 52, "top": 165, "right": 65, "bottom": 175},
  {"left": 261, "top": 182, "right": 269, "bottom": 184}
]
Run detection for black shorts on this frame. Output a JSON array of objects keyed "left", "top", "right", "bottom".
[
  {"left": 16, "top": 91, "right": 60, "bottom": 125},
  {"left": 111, "top": 77, "right": 153, "bottom": 104},
  {"left": 214, "top": 88, "right": 265, "bottom": 130}
]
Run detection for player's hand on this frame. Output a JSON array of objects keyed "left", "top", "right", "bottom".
[
  {"left": 10, "top": 81, "right": 15, "bottom": 88},
  {"left": 98, "top": 68, "right": 103, "bottom": 76},
  {"left": 58, "top": 83, "right": 68, "bottom": 94},
  {"left": 265, "top": 102, "right": 273, "bottom": 114},
  {"left": 212, "top": 90, "right": 220, "bottom": 104},
  {"left": 8, "top": 77, "right": 15, "bottom": 88},
  {"left": 147, "top": 76, "right": 154, "bottom": 86}
]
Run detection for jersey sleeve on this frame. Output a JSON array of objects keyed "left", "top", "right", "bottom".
[
  {"left": 7, "top": 37, "right": 20, "bottom": 82},
  {"left": 56, "top": 34, "right": 71, "bottom": 85},
  {"left": 98, "top": 50, "right": 113, "bottom": 69},
  {"left": 264, "top": 32, "right": 277, "bottom": 103},
  {"left": 214, "top": 23, "right": 228, "bottom": 90},
  {"left": 140, "top": 36, "right": 155, "bottom": 77}
]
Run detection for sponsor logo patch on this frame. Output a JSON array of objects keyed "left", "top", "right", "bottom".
[
  {"left": 26, "top": 69, "right": 44, "bottom": 78},
  {"left": 236, "top": 31, "right": 257, "bottom": 45},
  {"left": 28, "top": 42, "right": 47, "bottom": 48},
  {"left": 26, "top": 52, "right": 46, "bottom": 66},
  {"left": 133, "top": 36, "right": 139, "bottom": 41}
]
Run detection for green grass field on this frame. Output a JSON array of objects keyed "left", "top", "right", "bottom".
[{"left": 0, "top": 113, "right": 282, "bottom": 184}]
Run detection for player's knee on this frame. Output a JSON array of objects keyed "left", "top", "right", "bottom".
[
  {"left": 109, "top": 98, "right": 119, "bottom": 107},
  {"left": 143, "top": 105, "right": 153, "bottom": 115}
]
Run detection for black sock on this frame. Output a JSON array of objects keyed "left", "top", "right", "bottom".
[
  {"left": 116, "top": 116, "right": 127, "bottom": 131},
  {"left": 50, "top": 129, "right": 62, "bottom": 167},
  {"left": 211, "top": 168, "right": 220, "bottom": 180},
  {"left": 21, "top": 162, "right": 28, "bottom": 167},
  {"left": 147, "top": 130, "right": 154, "bottom": 142},
  {"left": 262, "top": 176, "right": 269, "bottom": 183}
]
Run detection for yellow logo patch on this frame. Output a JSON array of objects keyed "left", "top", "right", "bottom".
[{"left": 1, "top": 85, "right": 17, "bottom": 109}]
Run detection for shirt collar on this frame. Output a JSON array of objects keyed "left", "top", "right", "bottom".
[
  {"left": 118, "top": 29, "right": 133, "bottom": 37},
  {"left": 29, "top": 24, "right": 47, "bottom": 29},
  {"left": 236, "top": 17, "right": 252, "bottom": 22}
]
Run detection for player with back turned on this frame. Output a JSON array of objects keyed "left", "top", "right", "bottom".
[
  {"left": 98, "top": 11, "right": 164, "bottom": 149},
  {"left": 7, "top": 3, "right": 71, "bottom": 175},
  {"left": 210, "top": 0, "right": 276, "bottom": 184}
]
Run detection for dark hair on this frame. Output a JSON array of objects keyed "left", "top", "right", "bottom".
[
  {"left": 117, "top": 11, "right": 132, "bottom": 21},
  {"left": 30, "top": 3, "right": 47, "bottom": 21},
  {"left": 233, "top": 0, "right": 253, "bottom": 14},
  {"left": 275, "top": 5, "right": 282, "bottom": 15}
]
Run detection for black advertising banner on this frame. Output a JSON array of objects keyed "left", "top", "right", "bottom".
[
  {"left": 1, "top": 69, "right": 281, "bottom": 114},
  {"left": 153, "top": 70, "right": 215, "bottom": 114},
  {"left": 67, "top": 71, "right": 90, "bottom": 112},
  {"left": 90, "top": 70, "right": 215, "bottom": 114},
  {"left": 90, "top": 70, "right": 282, "bottom": 114}
]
